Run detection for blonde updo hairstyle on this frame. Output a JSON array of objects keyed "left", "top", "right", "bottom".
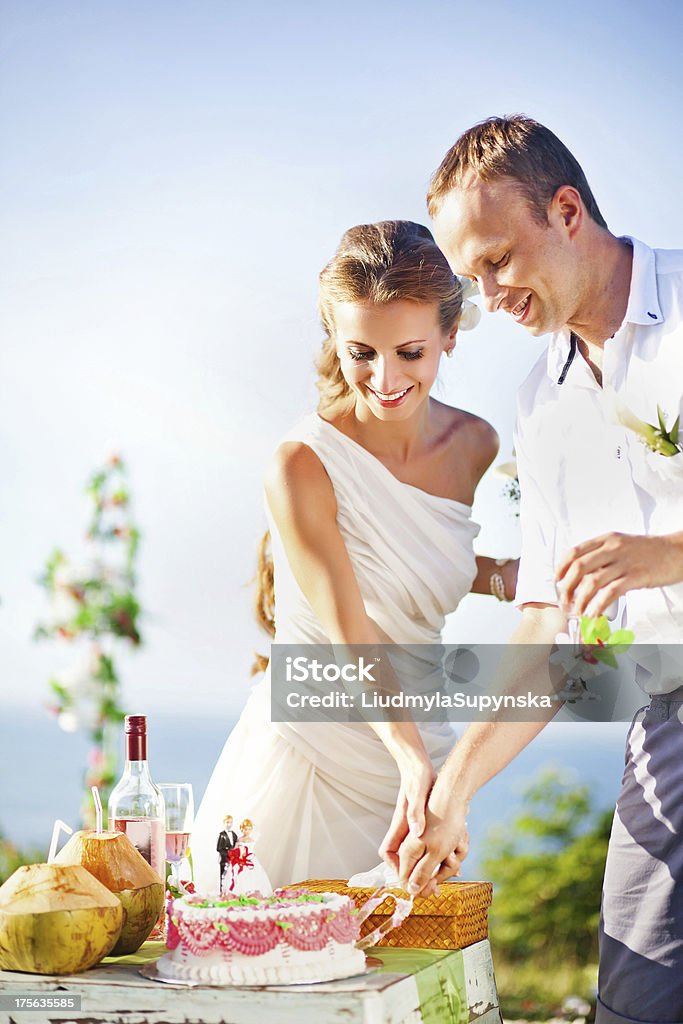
[
  {"left": 316, "top": 220, "right": 464, "bottom": 416},
  {"left": 252, "top": 221, "right": 464, "bottom": 672}
]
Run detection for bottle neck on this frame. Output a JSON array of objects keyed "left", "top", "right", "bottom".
[
  {"left": 121, "top": 759, "right": 153, "bottom": 780},
  {"left": 126, "top": 732, "right": 147, "bottom": 761},
  {"left": 123, "top": 732, "right": 151, "bottom": 780}
]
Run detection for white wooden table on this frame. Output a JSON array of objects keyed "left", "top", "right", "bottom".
[{"left": 0, "top": 939, "right": 501, "bottom": 1024}]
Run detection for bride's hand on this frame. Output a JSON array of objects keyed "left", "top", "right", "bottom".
[
  {"left": 379, "top": 751, "right": 435, "bottom": 876},
  {"left": 397, "top": 781, "right": 470, "bottom": 895}
]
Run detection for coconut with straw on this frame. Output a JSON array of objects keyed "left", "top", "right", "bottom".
[
  {"left": 0, "top": 816, "right": 124, "bottom": 974},
  {"left": 54, "top": 787, "right": 164, "bottom": 955}
]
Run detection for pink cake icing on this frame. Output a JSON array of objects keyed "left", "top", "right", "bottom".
[{"left": 156, "top": 890, "right": 365, "bottom": 985}]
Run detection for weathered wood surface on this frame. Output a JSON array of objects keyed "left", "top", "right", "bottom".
[{"left": 0, "top": 939, "right": 501, "bottom": 1024}]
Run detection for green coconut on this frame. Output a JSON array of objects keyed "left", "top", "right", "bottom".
[
  {"left": 55, "top": 830, "right": 164, "bottom": 955},
  {"left": 0, "top": 863, "right": 124, "bottom": 974}
]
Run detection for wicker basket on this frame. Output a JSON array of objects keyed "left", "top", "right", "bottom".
[{"left": 292, "top": 879, "right": 492, "bottom": 950}]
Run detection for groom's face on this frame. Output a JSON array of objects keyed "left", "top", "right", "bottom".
[{"left": 432, "top": 175, "right": 581, "bottom": 337}]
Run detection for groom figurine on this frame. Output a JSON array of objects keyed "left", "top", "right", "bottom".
[
  {"left": 393, "top": 116, "right": 683, "bottom": 1024},
  {"left": 216, "top": 813, "right": 238, "bottom": 895}
]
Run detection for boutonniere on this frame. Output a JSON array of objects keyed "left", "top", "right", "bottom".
[
  {"left": 614, "top": 395, "right": 681, "bottom": 457},
  {"left": 455, "top": 277, "right": 482, "bottom": 332},
  {"left": 550, "top": 616, "right": 635, "bottom": 703}
]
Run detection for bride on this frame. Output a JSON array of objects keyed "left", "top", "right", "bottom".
[{"left": 191, "top": 221, "right": 517, "bottom": 890}]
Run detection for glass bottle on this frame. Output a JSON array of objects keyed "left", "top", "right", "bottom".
[{"left": 108, "top": 715, "right": 166, "bottom": 879}]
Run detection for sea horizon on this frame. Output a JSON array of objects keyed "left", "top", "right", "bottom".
[{"left": 3, "top": 708, "right": 628, "bottom": 879}]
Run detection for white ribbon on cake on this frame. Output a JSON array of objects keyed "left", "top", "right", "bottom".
[{"left": 348, "top": 862, "right": 414, "bottom": 950}]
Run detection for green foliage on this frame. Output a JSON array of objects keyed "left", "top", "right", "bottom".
[
  {"left": 616, "top": 398, "right": 681, "bottom": 457},
  {"left": 0, "top": 829, "right": 45, "bottom": 886},
  {"left": 502, "top": 477, "right": 520, "bottom": 516},
  {"left": 34, "top": 455, "right": 143, "bottom": 825},
  {"left": 482, "top": 767, "right": 612, "bottom": 1013},
  {"left": 579, "top": 616, "right": 634, "bottom": 669}
]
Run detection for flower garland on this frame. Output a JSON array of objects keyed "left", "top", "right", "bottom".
[{"left": 35, "top": 455, "right": 143, "bottom": 825}]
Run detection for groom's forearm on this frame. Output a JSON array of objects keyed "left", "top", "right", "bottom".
[{"left": 436, "top": 604, "right": 566, "bottom": 804}]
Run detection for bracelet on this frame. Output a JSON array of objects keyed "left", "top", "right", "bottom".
[{"left": 490, "top": 559, "right": 513, "bottom": 602}]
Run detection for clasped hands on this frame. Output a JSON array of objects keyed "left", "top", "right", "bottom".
[
  {"left": 382, "top": 531, "right": 683, "bottom": 894},
  {"left": 380, "top": 751, "right": 468, "bottom": 897}
]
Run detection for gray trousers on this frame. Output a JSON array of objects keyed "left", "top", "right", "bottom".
[{"left": 597, "top": 689, "right": 683, "bottom": 1024}]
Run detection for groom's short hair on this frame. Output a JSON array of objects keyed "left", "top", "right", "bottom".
[{"left": 427, "top": 115, "right": 607, "bottom": 230}]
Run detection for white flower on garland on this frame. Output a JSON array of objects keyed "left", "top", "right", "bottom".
[
  {"left": 52, "top": 653, "right": 103, "bottom": 733},
  {"left": 50, "top": 560, "right": 90, "bottom": 626}
]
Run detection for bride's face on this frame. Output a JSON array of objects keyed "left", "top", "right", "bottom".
[{"left": 333, "top": 299, "right": 453, "bottom": 421}]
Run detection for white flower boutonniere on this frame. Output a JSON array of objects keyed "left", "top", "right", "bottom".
[
  {"left": 613, "top": 394, "right": 681, "bottom": 457},
  {"left": 456, "top": 277, "right": 481, "bottom": 332}
]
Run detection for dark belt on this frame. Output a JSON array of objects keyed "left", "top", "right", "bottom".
[{"left": 648, "top": 685, "right": 683, "bottom": 720}]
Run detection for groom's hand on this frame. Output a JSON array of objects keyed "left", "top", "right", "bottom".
[
  {"left": 397, "top": 792, "right": 470, "bottom": 896},
  {"left": 555, "top": 531, "right": 683, "bottom": 618}
]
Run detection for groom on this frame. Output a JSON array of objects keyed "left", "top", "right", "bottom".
[
  {"left": 216, "top": 814, "right": 238, "bottom": 895},
  {"left": 389, "top": 116, "right": 683, "bottom": 1023}
]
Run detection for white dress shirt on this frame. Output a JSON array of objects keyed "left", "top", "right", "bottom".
[{"left": 514, "top": 236, "right": 683, "bottom": 659}]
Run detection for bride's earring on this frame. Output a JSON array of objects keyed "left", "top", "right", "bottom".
[{"left": 446, "top": 346, "right": 455, "bottom": 358}]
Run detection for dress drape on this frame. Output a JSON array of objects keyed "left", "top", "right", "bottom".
[{"left": 191, "top": 415, "right": 480, "bottom": 890}]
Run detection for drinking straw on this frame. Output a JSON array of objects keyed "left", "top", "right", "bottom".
[
  {"left": 47, "top": 820, "right": 73, "bottom": 863},
  {"left": 91, "top": 786, "right": 103, "bottom": 834}
]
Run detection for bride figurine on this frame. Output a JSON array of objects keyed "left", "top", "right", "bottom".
[{"left": 229, "top": 818, "right": 273, "bottom": 896}]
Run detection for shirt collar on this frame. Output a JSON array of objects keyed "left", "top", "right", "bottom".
[
  {"left": 546, "top": 235, "right": 664, "bottom": 383},
  {"left": 622, "top": 235, "right": 663, "bottom": 327}
]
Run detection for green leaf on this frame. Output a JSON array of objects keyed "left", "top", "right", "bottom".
[
  {"left": 594, "top": 617, "right": 611, "bottom": 642},
  {"left": 580, "top": 616, "right": 597, "bottom": 644},
  {"left": 581, "top": 616, "right": 610, "bottom": 644},
  {"left": 86, "top": 470, "right": 108, "bottom": 497},
  {"left": 606, "top": 629, "right": 635, "bottom": 649},
  {"left": 593, "top": 648, "right": 618, "bottom": 670},
  {"left": 670, "top": 414, "right": 680, "bottom": 445},
  {"left": 610, "top": 626, "right": 634, "bottom": 643},
  {"left": 49, "top": 679, "right": 71, "bottom": 704},
  {"left": 657, "top": 404, "right": 667, "bottom": 434}
]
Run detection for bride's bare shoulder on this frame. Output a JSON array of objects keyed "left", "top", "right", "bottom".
[
  {"left": 433, "top": 401, "right": 499, "bottom": 480},
  {"left": 264, "top": 441, "right": 335, "bottom": 520}
]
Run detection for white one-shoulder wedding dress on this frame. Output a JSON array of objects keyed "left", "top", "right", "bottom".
[{"left": 191, "top": 414, "right": 480, "bottom": 891}]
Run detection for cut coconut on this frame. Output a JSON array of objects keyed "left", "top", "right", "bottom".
[
  {"left": 55, "top": 830, "right": 164, "bottom": 955},
  {"left": 0, "top": 863, "right": 124, "bottom": 974}
]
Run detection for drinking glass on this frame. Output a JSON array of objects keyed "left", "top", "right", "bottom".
[{"left": 159, "top": 783, "right": 194, "bottom": 887}]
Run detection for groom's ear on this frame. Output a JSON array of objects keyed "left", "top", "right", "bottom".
[{"left": 551, "top": 185, "right": 583, "bottom": 238}]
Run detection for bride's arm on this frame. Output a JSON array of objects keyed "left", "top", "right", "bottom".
[
  {"left": 471, "top": 555, "right": 519, "bottom": 601},
  {"left": 454, "top": 415, "right": 520, "bottom": 602},
  {"left": 264, "top": 441, "right": 434, "bottom": 834}
]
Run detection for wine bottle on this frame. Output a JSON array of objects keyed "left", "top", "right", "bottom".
[{"left": 108, "top": 715, "right": 166, "bottom": 879}]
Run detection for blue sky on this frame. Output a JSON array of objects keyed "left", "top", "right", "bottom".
[{"left": 2, "top": 0, "right": 683, "bottom": 717}]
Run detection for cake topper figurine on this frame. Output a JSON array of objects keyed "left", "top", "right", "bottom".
[
  {"left": 225, "top": 817, "right": 274, "bottom": 895},
  {"left": 218, "top": 819, "right": 274, "bottom": 892},
  {"left": 216, "top": 814, "right": 238, "bottom": 896}
]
